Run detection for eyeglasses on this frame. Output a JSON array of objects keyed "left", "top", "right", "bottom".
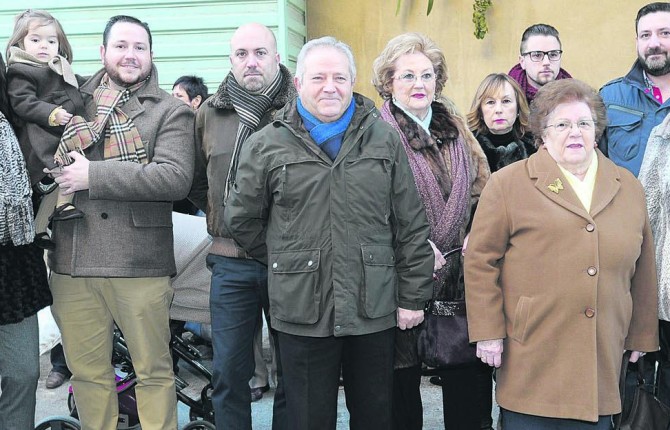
[
  {"left": 544, "top": 119, "right": 595, "bottom": 133},
  {"left": 395, "top": 72, "right": 435, "bottom": 84},
  {"left": 521, "top": 50, "right": 563, "bottom": 62}
]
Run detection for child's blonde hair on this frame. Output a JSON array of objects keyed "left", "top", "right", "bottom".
[{"left": 6, "top": 9, "right": 73, "bottom": 61}]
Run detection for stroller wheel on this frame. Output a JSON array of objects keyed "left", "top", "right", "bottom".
[
  {"left": 182, "top": 419, "right": 216, "bottom": 430},
  {"left": 35, "top": 415, "right": 81, "bottom": 430}
]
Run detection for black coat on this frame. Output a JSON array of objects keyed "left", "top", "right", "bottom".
[
  {"left": 474, "top": 131, "right": 536, "bottom": 173},
  {"left": 7, "top": 62, "right": 86, "bottom": 185},
  {"left": 0, "top": 242, "right": 51, "bottom": 325}
]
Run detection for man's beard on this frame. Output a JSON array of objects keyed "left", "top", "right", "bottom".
[
  {"left": 241, "top": 76, "right": 265, "bottom": 93},
  {"left": 639, "top": 48, "right": 670, "bottom": 76},
  {"left": 105, "top": 63, "right": 151, "bottom": 88}
]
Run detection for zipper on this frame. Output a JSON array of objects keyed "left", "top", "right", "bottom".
[{"left": 607, "top": 104, "right": 644, "bottom": 117}]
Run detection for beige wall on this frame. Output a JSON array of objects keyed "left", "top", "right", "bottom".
[{"left": 307, "top": 0, "right": 651, "bottom": 114}]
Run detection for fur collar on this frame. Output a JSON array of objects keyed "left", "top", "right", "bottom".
[
  {"left": 391, "top": 101, "right": 459, "bottom": 151},
  {"left": 208, "top": 63, "right": 296, "bottom": 110},
  {"left": 475, "top": 132, "right": 536, "bottom": 173}
]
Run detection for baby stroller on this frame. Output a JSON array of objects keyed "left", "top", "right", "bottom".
[
  {"left": 36, "top": 213, "right": 216, "bottom": 430},
  {"left": 35, "top": 328, "right": 215, "bottom": 430}
]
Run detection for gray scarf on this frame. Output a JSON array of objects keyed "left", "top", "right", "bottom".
[
  {"left": 0, "top": 113, "right": 34, "bottom": 245},
  {"left": 224, "top": 69, "right": 283, "bottom": 200}
]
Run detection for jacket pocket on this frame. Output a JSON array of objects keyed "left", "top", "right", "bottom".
[
  {"left": 269, "top": 249, "right": 320, "bottom": 324},
  {"left": 130, "top": 202, "right": 172, "bottom": 227},
  {"left": 606, "top": 105, "right": 643, "bottom": 161},
  {"left": 511, "top": 296, "right": 532, "bottom": 343},
  {"left": 360, "top": 244, "right": 397, "bottom": 318},
  {"left": 345, "top": 156, "right": 392, "bottom": 226}
]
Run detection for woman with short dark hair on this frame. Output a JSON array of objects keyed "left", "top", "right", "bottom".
[{"left": 465, "top": 79, "right": 659, "bottom": 428}]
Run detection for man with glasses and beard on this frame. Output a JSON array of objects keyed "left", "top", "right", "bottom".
[{"left": 600, "top": 1, "right": 670, "bottom": 409}]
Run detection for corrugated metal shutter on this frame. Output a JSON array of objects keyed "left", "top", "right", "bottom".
[{"left": 0, "top": 0, "right": 306, "bottom": 92}]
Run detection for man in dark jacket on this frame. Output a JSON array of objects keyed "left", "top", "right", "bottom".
[
  {"left": 46, "top": 15, "right": 194, "bottom": 430},
  {"left": 224, "top": 36, "right": 434, "bottom": 430},
  {"left": 188, "top": 22, "right": 293, "bottom": 430}
]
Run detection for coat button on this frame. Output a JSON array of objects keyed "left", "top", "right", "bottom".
[
  {"left": 586, "top": 224, "right": 595, "bottom": 232},
  {"left": 101, "top": 213, "right": 108, "bottom": 219},
  {"left": 587, "top": 266, "right": 597, "bottom": 276},
  {"left": 307, "top": 260, "right": 313, "bottom": 267},
  {"left": 272, "top": 262, "right": 278, "bottom": 269},
  {"left": 335, "top": 325, "right": 341, "bottom": 332},
  {"left": 584, "top": 307, "right": 596, "bottom": 318}
]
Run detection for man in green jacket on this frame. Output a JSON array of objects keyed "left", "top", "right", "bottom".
[{"left": 224, "top": 36, "right": 434, "bottom": 430}]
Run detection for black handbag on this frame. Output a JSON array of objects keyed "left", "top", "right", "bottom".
[
  {"left": 416, "top": 298, "right": 478, "bottom": 368},
  {"left": 615, "top": 353, "right": 670, "bottom": 430}
]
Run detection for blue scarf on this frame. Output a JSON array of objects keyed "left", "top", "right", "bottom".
[{"left": 297, "top": 97, "right": 355, "bottom": 161}]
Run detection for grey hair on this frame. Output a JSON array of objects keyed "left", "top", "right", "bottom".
[{"left": 295, "top": 36, "right": 356, "bottom": 83}]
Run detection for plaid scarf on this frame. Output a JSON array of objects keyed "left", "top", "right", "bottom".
[
  {"left": 0, "top": 113, "right": 34, "bottom": 245},
  {"left": 56, "top": 74, "right": 147, "bottom": 166},
  {"left": 224, "top": 69, "right": 283, "bottom": 200}
]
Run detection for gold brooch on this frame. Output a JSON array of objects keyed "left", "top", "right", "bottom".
[{"left": 547, "top": 178, "right": 564, "bottom": 194}]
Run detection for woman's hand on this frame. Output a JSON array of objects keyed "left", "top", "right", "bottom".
[
  {"left": 477, "top": 339, "right": 504, "bottom": 368},
  {"left": 628, "top": 351, "right": 646, "bottom": 363},
  {"left": 397, "top": 308, "right": 424, "bottom": 330},
  {"left": 428, "top": 239, "right": 447, "bottom": 271},
  {"left": 462, "top": 233, "right": 470, "bottom": 256}
]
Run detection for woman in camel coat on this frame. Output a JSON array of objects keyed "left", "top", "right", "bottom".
[{"left": 465, "top": 79, "right": 658, "bottom": 428}]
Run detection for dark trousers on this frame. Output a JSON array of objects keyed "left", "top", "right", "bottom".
[
  {"left": 278, "top": 328, "right": 395, "bottom": 430},
  {"left": 440, "top": 362, "right": 494, "bottom": 430},
  {"left": 392, "top": 365, "right": 423, "bottom": 430},
  {"left": 208, "top": 255, "right": 286, "bottom": 430},
  {"left": 502, "top": 409, "right": 612, "bottom": 429},
  {"left": 50, "top": 343, "right": 71, "bottom": 376}
]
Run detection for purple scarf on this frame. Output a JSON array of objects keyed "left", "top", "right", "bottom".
[
  {"left": 380, "top": 101, "right": 470, "bottom": 291},
  {"left": 508, "top": 63, "right": 572, "bottom": 103}
]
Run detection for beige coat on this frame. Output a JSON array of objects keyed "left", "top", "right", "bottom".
[{"left": 465, "top": 148, "right": 658, "bottom": 422}]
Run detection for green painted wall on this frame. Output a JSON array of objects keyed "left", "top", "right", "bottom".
[{"left": 0, "top": 0, "right": 306, "bottom": 93}]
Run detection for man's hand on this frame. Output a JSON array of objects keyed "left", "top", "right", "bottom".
[
  {"left": 476, "top": 338, "right": 504, "bottom": 368},
  {"left": 397, "top": 308, "right": 424, "bottom": 330},
  {"left": 45, "top": 152, "right": 90, "bottom": 195},
  {"left": 628, "top": 351, "right": 646, "bottom": 363}
]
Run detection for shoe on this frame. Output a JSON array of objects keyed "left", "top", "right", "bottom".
[
  {"left": 34, "top": 232, "right": 55, "bottom": 250},
  {"left": 45, "top": 370, "right": 69, "bottom": 389},
  {"left": 250, "top": 384, "right": 270, "bottom": 402},
  {"left": 429, "top": 376, "right": 444, "bottom": 387},
  {"left": 50, "top": 203, "right": 85, "bottom": 222}
]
